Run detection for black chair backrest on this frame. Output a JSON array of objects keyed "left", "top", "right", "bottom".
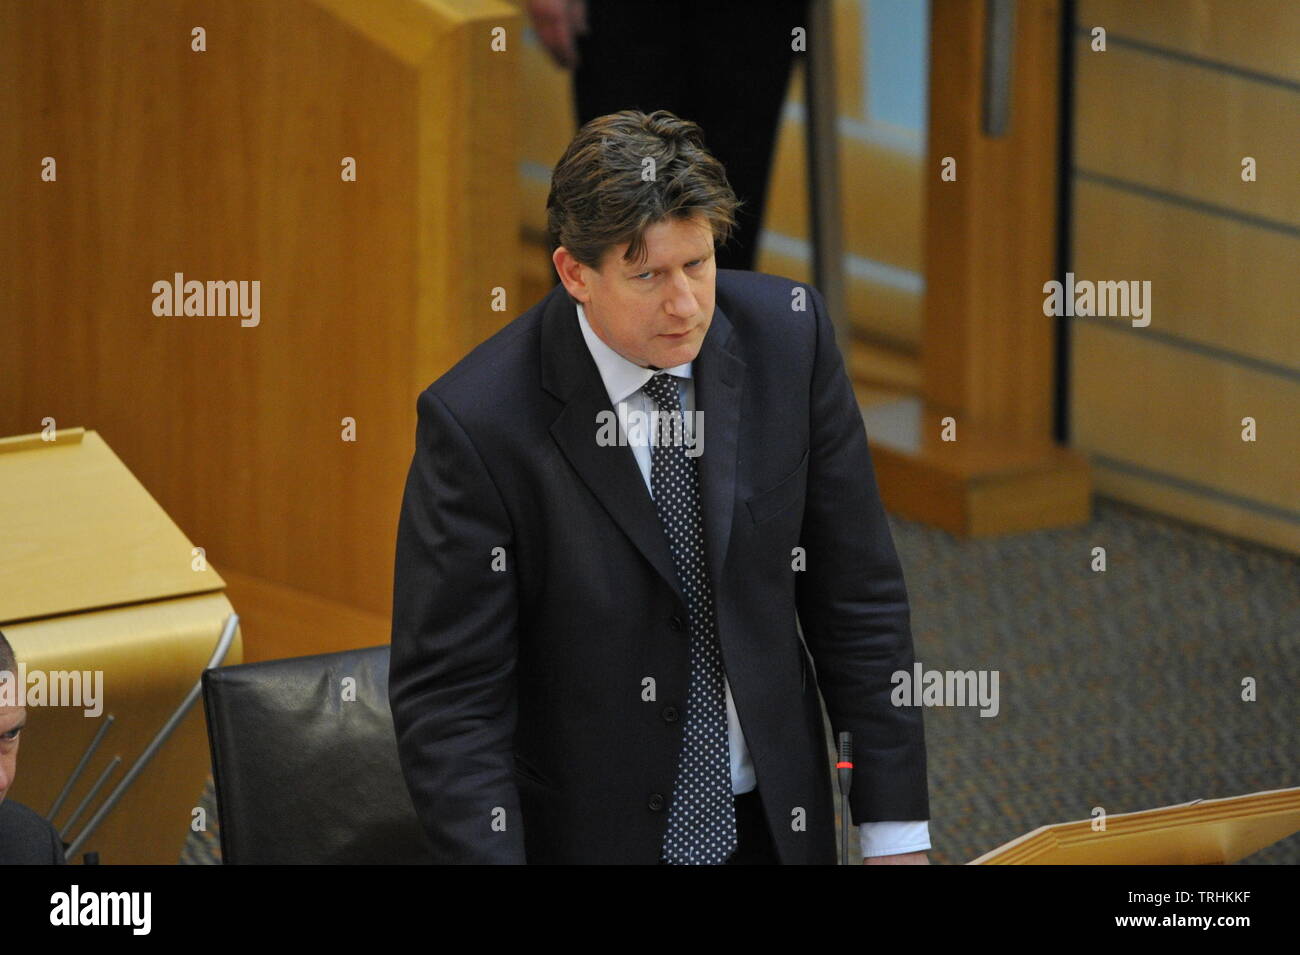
[{"left": 202, "top": 644, "right": 435, "bottom": 864}]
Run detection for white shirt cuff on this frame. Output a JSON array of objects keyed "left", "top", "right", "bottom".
[{"left": 859, "top": 820, "right": 931, "bottom": 858}]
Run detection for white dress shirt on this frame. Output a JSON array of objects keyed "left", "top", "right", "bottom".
[{"left": 574, "top": 303, "right": 930, "bottom": 859}]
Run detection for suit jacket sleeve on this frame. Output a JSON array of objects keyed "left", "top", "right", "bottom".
[
  {"left": 389, "top": 387, "right": 526, "bottom": 863},
  {"left": 795, "top": 285, "right": 930, "bottom": 824}
]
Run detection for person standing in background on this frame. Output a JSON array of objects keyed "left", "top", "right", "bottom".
[{"left": 528, "top": 0, "right": 811, "bottom": 272}]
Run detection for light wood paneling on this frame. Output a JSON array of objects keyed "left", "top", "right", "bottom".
[
  {"left": 1073, "top": 179, "right": 1300, "bottom": 371},
  {"left": 864, "top": 0, "right": 1093, "bottom": 538},
  {"left": 1095, "top": 467, "right": 1300, "bottom": 556},
  {"left": 220, "top": 566, "right": 389, "bottom": 663},
  {"left": 0, "top": 0, "right": 521, "bottom": 660},
  {"left": 922, "top": 0, "right": 1064, "bottom": 438},
  {"left": 760, "top": 248, "right": 923, "bottom": 353},
  {"left": 1069, "top": 0, "right": 1299, "bottom": 553},
  {"left": 1074, "top": 37, "right": 1300, "bottom": 225},
  {"left": 871, "top": 403, "right": 1091, "bottom": 538},
  {"left": 832, "top": 0, "right": 865, "bottom": 120},
  {"left": 0, "top": 429, "right": 224, "bottom": 622},
  {"left": 1080, "top": 0, "right": 1300, "bottom": 83},
  {"left": 1072, "top": 466, "right": 1300, "bottom": 559},
  {"left": 1072, "top": 322, "right": 1300, "bottom": 517},
  {"left": 847, "top": 339, "right": 922, "bottom": 394},
  {"left": 517, "top": 23, "right": 580, "bottom": 165},
  {"left": 764, "top": 122, "right": 926, "bottom": 276}
]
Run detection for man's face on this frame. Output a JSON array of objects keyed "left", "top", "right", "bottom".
[
  {"left": 554, "top": 214, "right": 717, "bottom": 369},
  {"left": 0, "top": 702, "right": 25, "bottom": 806}
]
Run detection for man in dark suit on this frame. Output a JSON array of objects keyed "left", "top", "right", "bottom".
[
  {"left": 0, "top": 630, "right": 67, "bottom": 864},
  {"left": 390, "top": 110, "right": 929, "bottom": 864}
]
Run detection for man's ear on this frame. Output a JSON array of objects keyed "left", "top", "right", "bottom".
[{"left": 552, "top": 247, "right": 591, "bottom": 303}]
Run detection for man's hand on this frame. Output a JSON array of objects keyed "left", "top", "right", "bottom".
[
  {"left": 526, "top": 0, "right": 589, "bottom": 70},
  {"left": 864, "top": 851, "right": 930, "bottom": 865}
]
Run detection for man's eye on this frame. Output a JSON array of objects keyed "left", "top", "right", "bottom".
[
  {"left": 636, "top": 261, "right": 702, "bottom": 280},
  {"left": 0, "top": 730, "right": 19, "bottom": 742}
]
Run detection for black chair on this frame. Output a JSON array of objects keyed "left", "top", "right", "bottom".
[{"left": 202, "top": 644, "right": 435, "bottom": 864}]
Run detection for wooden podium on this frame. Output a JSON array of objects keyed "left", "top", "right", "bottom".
[
  {"left": 0, "top": 427, "right": 242, "bottom": 864},
  {"left": 970, "top": 787, "right": 1300, "bottom": 864}
]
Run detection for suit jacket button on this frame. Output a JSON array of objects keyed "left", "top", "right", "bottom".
[
  {"left": 648, "top": 793, "right": 665, "bottom": 811},
  {"left": 661, "top": 705, "right": 679, "bottom": 723},
  {"left": 669, "top": 615, "right": 684, "bottom": 632}
]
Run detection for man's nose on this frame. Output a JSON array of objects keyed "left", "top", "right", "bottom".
[{"left": 665, "top": 272, "right": 698, "bottom": 317}]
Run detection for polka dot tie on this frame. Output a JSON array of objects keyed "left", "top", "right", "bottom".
[{"left": 642, "top": 372, "right": 737, "bottom": 865}]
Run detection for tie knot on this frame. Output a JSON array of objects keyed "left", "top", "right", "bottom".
[{"left": 643, "top": 372, "right": 682, "bottom": 412}]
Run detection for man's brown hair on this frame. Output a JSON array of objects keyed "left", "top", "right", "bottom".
[{"left": 546, "top": 109, "right": 743, "bottom": 272}]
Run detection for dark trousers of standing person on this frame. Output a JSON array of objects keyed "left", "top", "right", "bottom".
[{"left": 574, "top": 0, "right": 812, "bottom": 273}]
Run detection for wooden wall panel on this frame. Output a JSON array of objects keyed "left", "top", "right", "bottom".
[
  {"left": 922, "top": 0, "right": 1063, "bottom": 437},
  {"left": 1075, "top": 37, "right": 1299, "bottom": 224},
  {"left": 0, "top": 0, "right": 521, "bottom": 658},
  {"left": 1080, "top": 0, "right": 1300, "bottom": 83},
  {"left": 764, "top": 128, "right": 926, "bottom": 279},
  {"left": 1093, "top": 463, "right": 1300, "bottom": 556},
  {"left": 1073, "top": 179, "right": 1300, "bottom": 371},
  {"left": 1068, "top": 0, "right": 1299, "bottom": 554},
  {"left": 1073, "top": 322, "right": 1299, "bottom": 523}
]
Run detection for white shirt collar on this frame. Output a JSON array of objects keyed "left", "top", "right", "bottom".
[{"left": 575, "top": 301, "right": 693, "bottom": 406}]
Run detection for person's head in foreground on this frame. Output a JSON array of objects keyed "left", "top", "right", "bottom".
[
  {"left": 0, "top": 630, "right": 24, "bottom": 807},
  {"left": 547, "top": 108, "right": 743, "bottom": 371}
]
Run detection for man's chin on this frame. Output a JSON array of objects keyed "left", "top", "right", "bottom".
[
  {"left": 653, "top": 335, "right": 704, "bottom": 366},
  {"left": 654, "top": 350, "right": 698, "bottom": 369}
]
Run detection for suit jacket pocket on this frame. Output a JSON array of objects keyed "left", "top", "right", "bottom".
[{"left": 745, "top": 449, "right": 810, "bottom": 525}]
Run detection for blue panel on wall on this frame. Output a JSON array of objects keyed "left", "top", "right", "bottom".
[{"left": 867, "top": 0, "right": 930, "bottom": 131}]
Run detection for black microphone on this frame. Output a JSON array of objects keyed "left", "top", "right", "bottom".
[{"left": 837, "top": 731, "right": 853, "bottom": 865}]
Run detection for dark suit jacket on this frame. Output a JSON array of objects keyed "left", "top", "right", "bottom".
[
  {"left": 389, "top": 269, "right": 928, "bottom": 864},
  {"left": 0, "top": 799, "right": 67, "bottom": 864}
]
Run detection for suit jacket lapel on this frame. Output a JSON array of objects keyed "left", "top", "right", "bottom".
[
  {"left": 541, "top": 285, "right": 747, "bottom": 607},
  {"left": 693, "top": 301, "right": 745, "bottom": 597}
]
